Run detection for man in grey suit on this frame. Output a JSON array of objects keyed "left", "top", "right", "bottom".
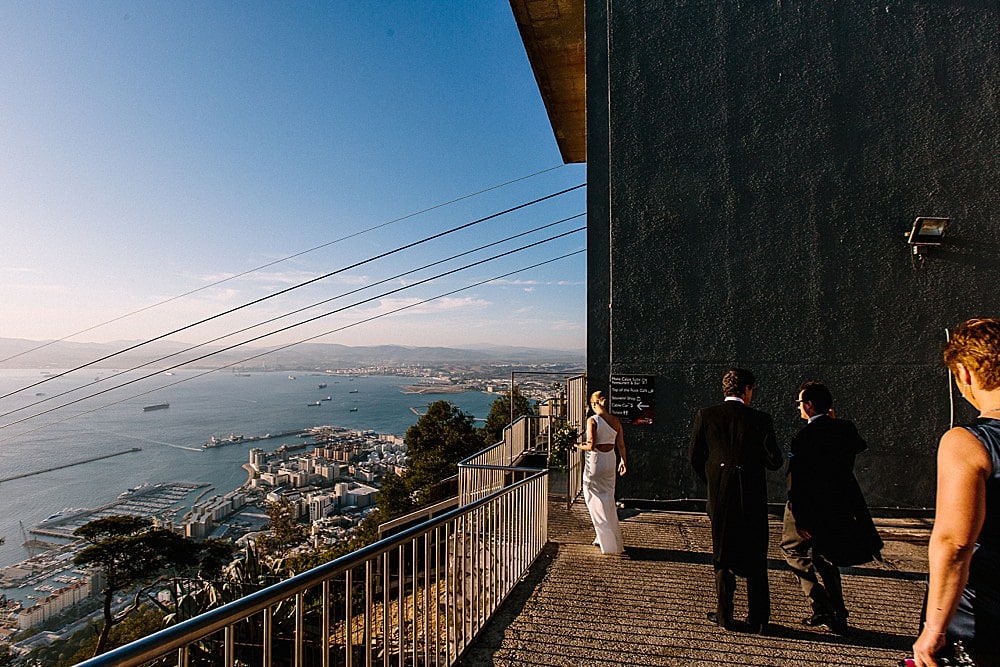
[{"left": 690, "top": 368, "right": 784, "bottom": 634}]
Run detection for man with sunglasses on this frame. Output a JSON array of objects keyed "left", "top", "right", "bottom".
[{"left": 782, "top": 381, "right": 883, "bottom": 635}]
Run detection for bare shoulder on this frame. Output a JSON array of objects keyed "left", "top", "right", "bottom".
[
  {"left": 606, "top": 413, "right": 623, "bottom": 430},
  {"left": 939, "top": 426, "right": 991, "bottom": 474}
]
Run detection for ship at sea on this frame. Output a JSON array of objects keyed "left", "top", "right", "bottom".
[
  {"left": 142, "top": 403, "right": 170, "bottom": 412},
  {"left": 202, "top": 433, "right": 244, "bottom": 449},
  {"left": 318, "top": 383, "right": 327, "bottom": 389}
]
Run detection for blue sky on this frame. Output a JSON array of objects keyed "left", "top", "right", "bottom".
[{"left": 0, "top": 2, "right": 586, "bottom": 356}]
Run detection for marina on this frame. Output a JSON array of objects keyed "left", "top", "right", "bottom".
[{"left": 29, "top": 481, "right": 209, "bottom": 540}]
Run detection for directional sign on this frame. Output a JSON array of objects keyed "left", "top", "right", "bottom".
[{"left": 609, "top": 375, "right": 655, "bottom": 426}]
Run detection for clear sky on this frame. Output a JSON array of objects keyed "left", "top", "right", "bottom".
[{"left": 0, "top": 1, "right": 586, "bottom": 359}]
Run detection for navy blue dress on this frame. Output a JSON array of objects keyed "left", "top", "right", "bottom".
[{"left": 946, "top": 418, "right": 1000, "bottom": 665}]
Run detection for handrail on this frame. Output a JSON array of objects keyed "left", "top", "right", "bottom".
[
  {"left": 75, "top": 470, "right": 549, "bottom": 667},
  {"left": 566, "top": 374, "right": 587, "bottom": 507}
]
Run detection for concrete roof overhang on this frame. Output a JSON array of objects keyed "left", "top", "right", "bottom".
[{"left": 509, "top": 0, "right": 586, "bottom": 164}]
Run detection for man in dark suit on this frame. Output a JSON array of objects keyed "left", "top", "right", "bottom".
[
  {"left": 689, "top": 368, "right": 784, "bottom": 633},
  {"left": 781, "top": 381, "right": 883, "bottom": 634}
]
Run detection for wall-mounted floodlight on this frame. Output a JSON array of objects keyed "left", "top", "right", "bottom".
[{"left": 907, "top": 216, "right": 950, "bottom": 255}]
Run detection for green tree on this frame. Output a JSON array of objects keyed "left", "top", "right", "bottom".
[
  {"left": 405, "top": 400, "right": 481, "bottom": 504},
  {"left": 0, "top": 643, "right": 13, "bottom": 667},
  {"left": 73, "top": 515, "right": 215, "bottom": 657},
  {"left": 480, "top": 387, "right": 536, "bottom": 446},
  {"left": 374, "top": 472, "right": 415, "bottom": 519},
  {"left": 257, "top": 496, "right": 306, "bottom": 555},
  {"left": 60, "top": 606, "right": 165, "bottom": 667}
]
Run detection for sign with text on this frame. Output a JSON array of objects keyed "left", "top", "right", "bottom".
[{"left": 610, "top": 375, "right": 655, "bottom": 426}]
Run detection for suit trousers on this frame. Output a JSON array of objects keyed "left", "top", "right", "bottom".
[
  {"left": 714, "top": 562, "right": 771, "bottom": 627},
  {"left": 780, "top": 502, "right": 846, "bottom": 618}
]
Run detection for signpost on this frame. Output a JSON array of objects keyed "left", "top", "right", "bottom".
[{"left": 609, "top": 374, "right": 655, "bottom": 425}]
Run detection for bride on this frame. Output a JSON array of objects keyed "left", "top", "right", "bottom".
[{"left": 577, "top": 391, "right": 627, "bottom": 554}]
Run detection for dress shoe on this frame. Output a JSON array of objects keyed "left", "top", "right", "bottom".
[
  {"left": 828, "top": 615, "right": 850, "bottom": 635},
  {"left": 801, "top": 612, "right": 849, "bottom": 633},
  {"left": 706, "top": 612, "right": 736, "bottom": 630},
  {"left": 801, "top": 612, "right": 834, "bottom": 628}
]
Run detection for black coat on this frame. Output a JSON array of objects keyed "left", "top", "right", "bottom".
[
  {"left": 786, "top": 415, "right": 883, "bottom": 566},
  {"left": 689, "top": 401, "right": 783, "bottom": 574}
]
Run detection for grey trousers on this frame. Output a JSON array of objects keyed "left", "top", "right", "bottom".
[{"left": 780, "top": 502, "right": 846, "bottom": 619}]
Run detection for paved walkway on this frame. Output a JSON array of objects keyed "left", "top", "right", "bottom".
[{"left": 462, "top": 501, "right": 932, "bottom": 666}]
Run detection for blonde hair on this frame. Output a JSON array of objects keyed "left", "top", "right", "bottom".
[
  {"left": 589, "top": 391, "right": 607, "bottom": 407},
  {"left": 944, "top": 318, "right": 1000, "bottom": 391}
]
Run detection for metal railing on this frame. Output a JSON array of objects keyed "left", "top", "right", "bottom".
[
  {"left": 566, "top": 374, "right": 587, "bottom": 505},
  {"left": 458, "top": 414, "right": 554, "bottom": 505},
  {"left": 75, "top": 472, "right": 549, "bottom": 667}
]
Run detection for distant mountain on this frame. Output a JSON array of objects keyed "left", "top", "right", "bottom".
[{"left": 0, "top": 337, "right": 584, "bottom": 371}]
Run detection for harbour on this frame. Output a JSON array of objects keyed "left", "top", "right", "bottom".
[
  {"left": 0, "top": 370, "right": 496, "bottom": 572},
  {"left": 28, "top": 481, "right": 209, "bottom": 540}
]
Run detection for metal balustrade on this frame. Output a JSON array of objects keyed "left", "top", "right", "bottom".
[
  {"left": 75, "top": 471, "right": 548, "bottom": 667},
  {"left": 565, "top": 375, "right": 587, "bottom": 507},
  {"left": 457, "top": 415, "right": 554, "bottom": 505}
]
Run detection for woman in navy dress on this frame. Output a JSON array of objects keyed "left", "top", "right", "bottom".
[{"left": 912, "top": 318, "right": 1000, "bottom": 667}]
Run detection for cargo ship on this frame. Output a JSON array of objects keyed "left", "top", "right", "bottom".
[{"left": 142, "top": 403, "right": 170, "bottom": 412}]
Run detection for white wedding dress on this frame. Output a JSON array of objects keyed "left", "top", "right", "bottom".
[{"left": 583, "top": 415, "right": 624, "bottom": 554}]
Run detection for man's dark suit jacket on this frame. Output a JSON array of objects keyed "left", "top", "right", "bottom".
[
  {"left": 786, "top": 415, "right": 883, "bottom": 566},
  {"left": 689, "top": 400, "right": 783, "bottom": 575}
]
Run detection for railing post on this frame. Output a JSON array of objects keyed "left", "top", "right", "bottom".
[{"left": 322, "top": 578, "right": 331, "bottom": 667}]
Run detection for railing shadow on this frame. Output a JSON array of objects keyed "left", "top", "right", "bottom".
[{"left": 455, "top": 542, "right": 560, "bottom": 666}]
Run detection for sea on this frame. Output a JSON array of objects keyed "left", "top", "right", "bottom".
[{"left": 0, "top": 369, "right": 495, "bottom": 570}]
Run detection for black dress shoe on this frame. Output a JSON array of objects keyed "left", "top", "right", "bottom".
[
  {"left": 801, "top": 612, "right": 834, "bottom": 628},
  {"left": 828, "top": 616, "right": 850, "bottom": 635},
  {"left": 706, "top": 612, "right": 736, "bottom": 630}
]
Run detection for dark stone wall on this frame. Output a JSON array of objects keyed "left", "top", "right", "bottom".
[{"left": 586, "top": 1, "right": 1000, "bottom": 507}]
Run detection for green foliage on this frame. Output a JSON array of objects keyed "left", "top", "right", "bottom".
[
  {"left": 63, "top": 606, "right": 166, "bottom": 666},
  {"left": 257, "top": 497, "right": 306, "bottom": 554},
  {"left": 405, "top": 400, "right": 481, "bottom": 504},
  {"left": 374, "top": 472, "right": 414, "bottom": 518},
  {"left": 548, "top": 421, "right": 579, "bottom": 470},
  {"left": 72, "top": 514, "right": 231, "bottom": 658},
  {"left": 480, "top": 388, "right": 536, "bottom": 447},
  {"left": 25, "top": 606, "right": 165, "bottom": 667},
  {"left": 74, "top": 516, "right": 197, "bottom": 593}
]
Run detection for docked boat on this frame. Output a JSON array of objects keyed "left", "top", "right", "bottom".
[
  {"left": 143, "top": 403, "right": 170, "bottom": 412},
  {"left": 202, "top": 433, "right": 245, "bottom": 449}
]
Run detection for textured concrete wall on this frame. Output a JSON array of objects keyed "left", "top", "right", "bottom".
[{"left": 586, "top": 1, "right": 1000, "bottom": 507}]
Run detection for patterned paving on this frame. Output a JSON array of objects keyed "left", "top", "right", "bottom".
[{"left": 461, "top": 501, "right": 930, "bottom": 666}]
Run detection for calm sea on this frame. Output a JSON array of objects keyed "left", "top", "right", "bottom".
[{"left": 0, "top": 369, "right": 495, "bottom": 569}]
